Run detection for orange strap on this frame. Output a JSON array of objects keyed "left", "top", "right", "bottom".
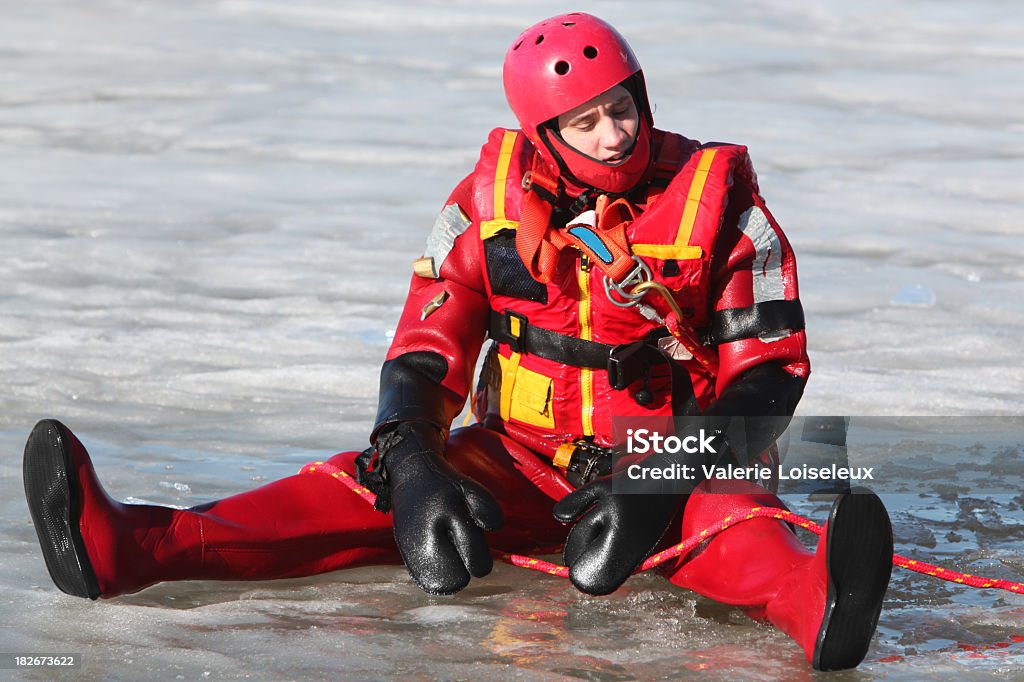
[
  {"left": 515, "top": 180, "right": 565, "bottom": 283},
  {"left": 515, "top": 159, "right": 639, "bottom": 284},
  {"left": 576, "top": 195, "right": 638, "bottom": 282},
  {"left": 514, "top": 134, "right": 687, "bottom": 285}
]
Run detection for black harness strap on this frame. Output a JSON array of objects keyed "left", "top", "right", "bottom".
[
  {"left": 488, "top": 308, "right": 610, "bottom": 368},
  {"left": 487, "top": 309, "right": 669, "bottom": 390}
]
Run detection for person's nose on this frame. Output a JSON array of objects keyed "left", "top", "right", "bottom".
[{"left": 599, "top": 116, "right": 630, "bottom": 152}]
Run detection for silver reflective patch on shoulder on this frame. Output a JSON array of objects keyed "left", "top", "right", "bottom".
[
  {"left": 421, "top": 203, "right": 471, "bottom": 278},
  {"left": 737, "top": 206, "right": 784, "bottom": 303}
]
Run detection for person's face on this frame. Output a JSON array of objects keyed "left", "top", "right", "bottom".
[{"left": 556, "top": 85, "right": 639, "bottom": 165}]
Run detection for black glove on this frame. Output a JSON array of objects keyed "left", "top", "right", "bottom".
[
  {"left": 700, "top": 363, "right": 806, "bottom": 468},
  {"left": 552, "top": 471, "right": 682, "bottom": 595},
  {"left": 379, "top": 421, "right": 504, "bottom": 595}
]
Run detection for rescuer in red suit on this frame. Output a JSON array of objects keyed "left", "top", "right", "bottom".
[{"left": 23, "top": 13, "right": 893, "bottom": 671}]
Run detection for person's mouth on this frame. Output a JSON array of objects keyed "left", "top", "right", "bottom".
[{"left": 604, "top": 151, "right": 628, "bottom": 165}]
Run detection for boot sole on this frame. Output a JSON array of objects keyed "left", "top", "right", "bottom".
[
  {"left": 813, "top": 486, "right": 893, "bottom": 671},
  {"left": 23, "top": 419, "right": 102, "bottom": 600}
]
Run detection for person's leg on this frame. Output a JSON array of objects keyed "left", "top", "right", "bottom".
[
  {"left": 23, "top": 420, "right": 570, "bottom": 600},
  {"left": 661, "top": 480, "right": 892, "bottom": 671},
  {"left": 23, "top": 420, "right": 400, "bottom": 599}
]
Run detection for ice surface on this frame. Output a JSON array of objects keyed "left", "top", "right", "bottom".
[
  {"left": 890, "top": 285, "right": 936, "bottom": 308},
  {"left": 1, "top": 0, "right": 1022, "bottom": 679}
]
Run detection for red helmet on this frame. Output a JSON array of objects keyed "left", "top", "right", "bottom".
[{"left": 503, "top": 13, "right": 654, "bottom": 194}]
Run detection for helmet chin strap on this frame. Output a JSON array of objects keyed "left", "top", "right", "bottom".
[{"left": 540, "top": 118, "right": 654, "bottom": 197}]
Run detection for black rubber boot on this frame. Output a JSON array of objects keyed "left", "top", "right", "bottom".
[
  {"left": 813, "top": 487, "right": 894, "bottom": 671},
  {"left": 23, "top": 419, "right": 102, "bottom": 600}
]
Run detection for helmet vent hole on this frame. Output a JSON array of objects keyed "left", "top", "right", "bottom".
[
  {"left": 563, "top": 22, "right": 576, "bottom": 27},
  {"left": 554, "top": 60, "right": 570, "bottom": 75},
  {"left": 535, "top": 34, "right": 544, "bottom": 45},
  {"left": 513, "top": 40, "right": 523, "bottom": 50},
  {"left": 583, "top": 45, "right": 598, "bottom": 59}
]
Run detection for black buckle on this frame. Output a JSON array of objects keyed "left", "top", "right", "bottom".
[
  {"left": 564, "top": 441, "right": 613, "bottom": 488},
  {"left": 607, "top": 340, "right": 648, "bottom": 390},
  {"left": 354, "top": 446, "right": 391, "bottom": 513},
  {"left": 503, "top": 309, "right": 529, "bottom": 354}
]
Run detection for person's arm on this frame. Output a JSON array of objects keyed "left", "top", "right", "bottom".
[
  {"left": 362, "top": 174, "right": 503, "bottom": 596},
  {"left": 694, "top": 157, "right": 810, "bottom": 465}
]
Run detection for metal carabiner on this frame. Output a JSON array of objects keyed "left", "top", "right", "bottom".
[{"left": 603, "top": 256, "right": 653, "bottom": 308}]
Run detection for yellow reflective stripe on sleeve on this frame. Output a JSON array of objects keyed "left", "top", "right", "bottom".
[
  {"left": 578, "top": 260, "right": 594, "bottom": 436},
  {"left": 493, "top": 130, "right": 519, "bottom": 222},
  {"left": 674, "top": 148, "right": 717, "bottom": 248}
]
